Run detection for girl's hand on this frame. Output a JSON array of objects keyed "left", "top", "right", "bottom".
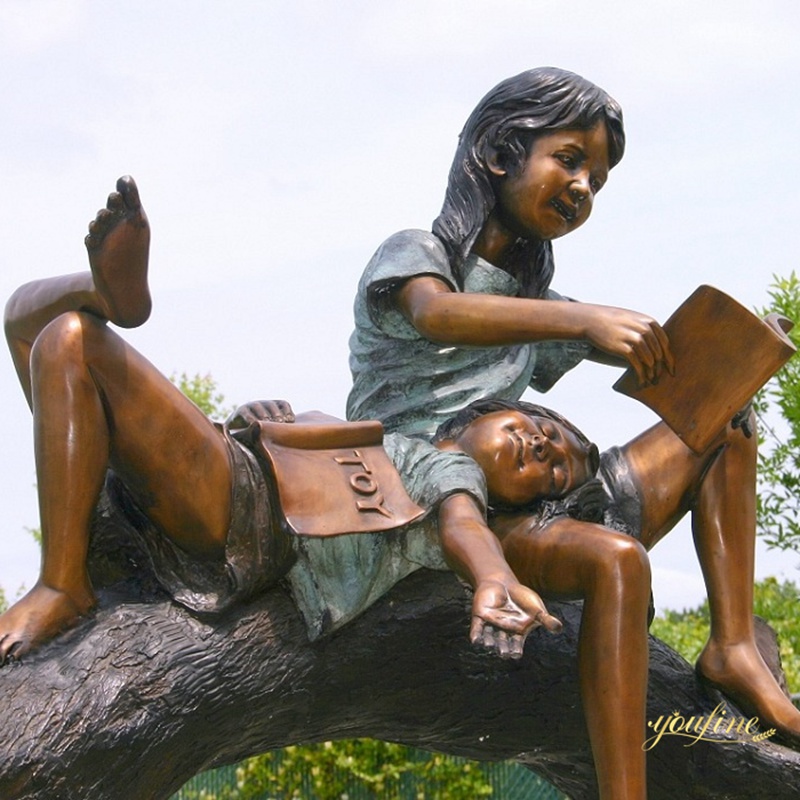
[
  {"left": 470, "top": 579, "right": 562, "bottom": 660},
  {"left": 581, "top": 305, "right": 675, "bottom": 386},
  {"left": 731, "top": 402, "right": 755, "bottom": 439}
]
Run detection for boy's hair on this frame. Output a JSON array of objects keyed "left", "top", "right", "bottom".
[
  {"left": 433, "top": 398, "right": 604, "bottom": 518},
  {"left": 432, "top": 67, "right": 625, "bottom": 298},
  {"left": 432, "top": 397, "right": 593, "bottom": 452}
]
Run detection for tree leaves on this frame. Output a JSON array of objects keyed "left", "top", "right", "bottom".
[{"left": 756, "top": 273, "right": 800, "bottom": 550}]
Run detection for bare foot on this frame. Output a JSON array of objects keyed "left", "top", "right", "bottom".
[
  {"left": 697, "top": 639, "right": 800, "bottom": 746},
  {"left": 0, "top": 582, "right": 95, "bottom": 665},
  {"left": 85, "top": 175, "right": 152, "bottom": 328}
]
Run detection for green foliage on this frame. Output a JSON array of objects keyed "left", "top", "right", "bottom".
[
  {"left": 755, "top": 272, "right": 800, "bottom": 550},
  {"left": 171, "top": 372, "right": 232, "bottom": 420},
  {"left": 752, "top": 577, "right": 800, "bottom": 690},
  {"left": 179, "top": 741, "right": 493, "bottom": 800},
  {"left": 0, "top": 583, "right": 27, "bottom": 613},
  {"left": 26, "top": 526, "right": 42, "bottom": 546},
  {"left": 650, "top": 604, "right": 708, "bottom": 667},
  {"left": 652, "top": 578, "right": 800, "bottom": 691}
]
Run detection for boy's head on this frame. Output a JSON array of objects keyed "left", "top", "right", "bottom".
[{"left": 434, "top": 399, "right": 600, "bottom": 509}]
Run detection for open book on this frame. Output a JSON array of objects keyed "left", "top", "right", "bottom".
[{"left": 613, "top": 285, "right": 796, "bottom": 453}]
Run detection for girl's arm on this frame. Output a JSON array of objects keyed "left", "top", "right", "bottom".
[
  {"left": 397, "top": 275, "right": 674, "bottom": 386},
  {"left": 585, "top": 347, "right": 629, "bottom": 369},
  {"left": 438, "top": 492, "right": 561, "bottom": 659}
]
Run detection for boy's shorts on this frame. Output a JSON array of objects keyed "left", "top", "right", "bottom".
[{"left": 104, "top": 427, "right": 294, "bottom": 614}]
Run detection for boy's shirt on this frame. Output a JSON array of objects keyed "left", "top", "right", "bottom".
[
  {"left": 285, "top": 433, "right": 487, "bottom": 640},
  {"left": 107, "top": 422, "right": 489, "bottom": 640}
]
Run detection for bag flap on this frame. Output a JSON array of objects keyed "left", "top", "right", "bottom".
[{"left": 252, "top": 415, "right": 425, "bottom": 537}]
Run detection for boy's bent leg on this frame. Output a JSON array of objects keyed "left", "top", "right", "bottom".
[
  {"left": 0, "top": 311, "right": 232, "bottom": 663},
  {"left": 497, "top": 515, "right": 650, "bottom": 800},
  {"left": 5, "top": 176, "right": 151, "bottom": 407},
  {"left": 44, "top": 312, "right": 234, "bottom": 556}
]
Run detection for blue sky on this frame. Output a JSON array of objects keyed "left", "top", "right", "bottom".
[{"left": 1, "top": 0, "right": 799, "bottom": 611}]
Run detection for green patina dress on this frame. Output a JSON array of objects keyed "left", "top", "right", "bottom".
[{"left": 347, "top": 229, "right": 591, "bottom": 439}]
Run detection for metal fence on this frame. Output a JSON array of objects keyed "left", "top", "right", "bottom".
[{"left": 172, "top": 756, "right": 566, "bottom": 799}]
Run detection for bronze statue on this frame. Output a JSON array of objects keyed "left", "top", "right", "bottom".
[
  {"left": 1, "top": 68, "right": 797, "bottom": 800},
  {"left": 345, "top": 66, "right": 800, "bottom": 798},
  {"left": 0, "top": 178, "right": 576, "bottom": 664}
]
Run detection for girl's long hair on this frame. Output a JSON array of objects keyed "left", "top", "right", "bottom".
[{"left": 432, "top": 67, "right": 625, "bottom": 298}]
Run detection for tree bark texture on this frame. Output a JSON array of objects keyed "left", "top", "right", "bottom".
[{"left": 1, "top": 496, "right": 800, "bottom": 799}]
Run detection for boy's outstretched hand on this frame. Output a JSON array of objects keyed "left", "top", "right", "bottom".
[{"left": 470, "top": 579, "right": 562, "bottom": 660}]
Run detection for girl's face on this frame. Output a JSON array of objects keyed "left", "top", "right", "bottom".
[{"left": 493, "top": 121, "right": 610, "bottom": 242}]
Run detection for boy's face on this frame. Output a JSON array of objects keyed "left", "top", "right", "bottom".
[
  {"left": 455, "top": 410, "right": 595, "bottom": 507},
  {"left": 494, "top": 121, "right": 610, "bottom": 241}
]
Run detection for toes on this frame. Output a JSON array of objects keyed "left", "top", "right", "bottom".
[
  {"left": 85, "top": 208, "right": 118, "bottom": 248},
  {"left": 0, "top": 633, "right": 19, "bottom": 667},
  {"left": 116, "top": 175, "right": 141, "bottom": 211},
  {"left": 85, "top": 177, "right": 146, "bottom": 252},
  {"left": 95, "top": 207, "right": 116, "bottom": 226},
  {"left": 106, "top": 191, "right": 124, "bottom": 212},
  {"left": 4, "top": 639, "right": 24, "bottom": 664}
]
